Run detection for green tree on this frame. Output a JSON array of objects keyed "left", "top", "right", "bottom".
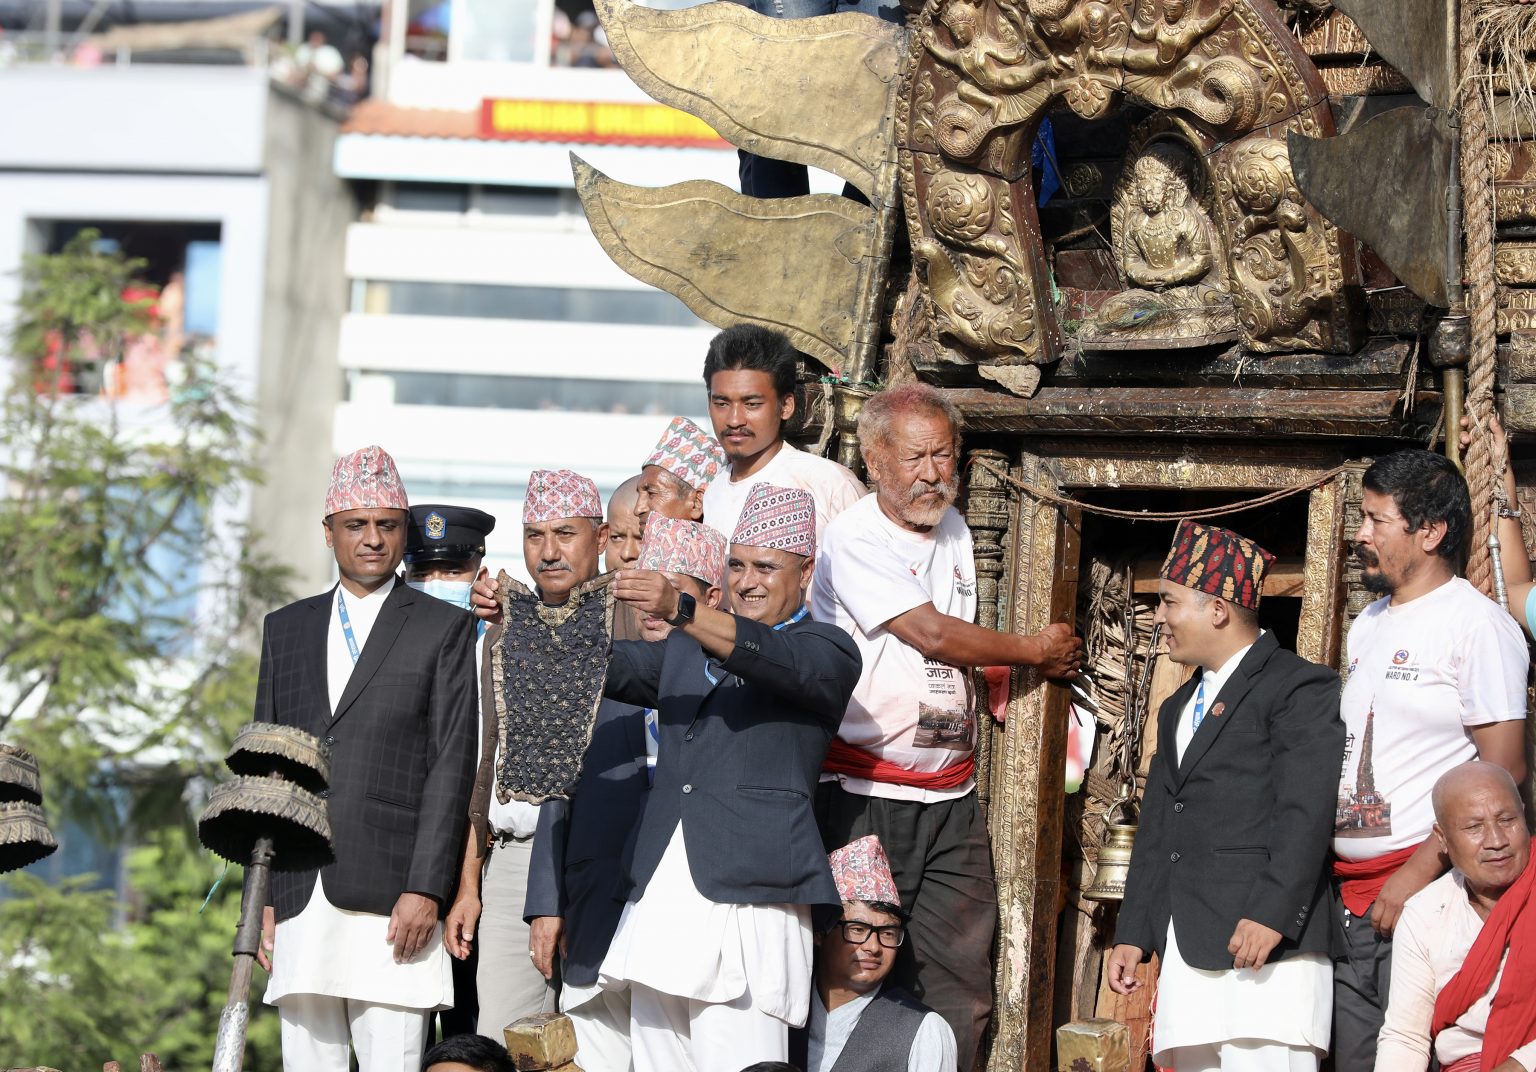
[{"left": 0, "top": 231, "right": 291, "bottom": 1066}]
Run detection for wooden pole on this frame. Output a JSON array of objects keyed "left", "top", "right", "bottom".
[{"left": 211, "top": 837, "right": 274, "bottom": 1072}]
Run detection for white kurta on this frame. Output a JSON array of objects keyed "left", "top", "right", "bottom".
[
  {"left": 806, "top": 989, "right": 958, "bottom": 1072},
  {"left": 1152, "top": 637, "right": 1332, "bottom": 1062},
  {"left": 264, "top": 580, "right": 452, "bottom": 1011},
  {"left": 599, "top": 822, "right": 812, "bottom": 1025}
]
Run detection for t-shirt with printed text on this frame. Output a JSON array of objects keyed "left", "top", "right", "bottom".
[{"left": 809, "top": 494, "right": 978, "bottom": 802}]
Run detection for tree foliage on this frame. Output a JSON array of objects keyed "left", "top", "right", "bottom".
[{"left": 0, "top": 232, "right": 292, "bottom": 1065}]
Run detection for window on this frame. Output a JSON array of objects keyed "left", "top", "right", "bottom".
[
  {"left": 360, "top": 280, "right": 704, "bottom": 327},
  {"left": 392, "top": 182, "right": 472, "bottom": 213},
  {"left": 459, "top": 0, "right": 540, "bottom": 63},
  {"left": 348, "top": 369, "right": 705, "bottom": 416}
]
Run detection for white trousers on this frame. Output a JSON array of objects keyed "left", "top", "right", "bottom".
[
  {"left": 566, "top": 983, "right": 634, "bottom": 1072},
  {"left": 1159, "top": 1040, "right": 1321, "bottom": 1072},
  {"left": 277, "top": 992, "right": 429, "bottom": 1072},
  {"left": 477, "top": 835, "right": 558, "bottom": 1037},
  {"left": 629, "top": 982, "right": 787, "bottom": 1072}
]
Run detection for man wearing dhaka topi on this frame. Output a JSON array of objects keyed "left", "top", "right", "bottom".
[{"left": 256, "top": 445, "right": 479, "bottom": 1072}]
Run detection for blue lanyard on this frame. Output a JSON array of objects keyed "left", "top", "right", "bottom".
[
  {"left": 337, "top": 590, "right": 361, "bottom": 666},
  {"left": 1192, "top": 678, "right": 1207, "bottom": 730}
]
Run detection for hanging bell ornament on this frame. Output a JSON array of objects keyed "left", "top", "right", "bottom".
[{"left": 1084, "top": 800, "right": 1138, "bottom": 903}]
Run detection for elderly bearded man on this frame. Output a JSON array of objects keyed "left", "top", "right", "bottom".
[
  {"left": 1107, "top": 521, "right": 1343, "bottom": 1072},
  {"left": 527, "top": 513, "right": 728, "bottom": 1072},
  {"left": 445, "top": 469, "right": 607, "bottom": 1037},
  {"left": 634, "top": 416, "right": 728, "bottom": 532},
  {"left": 257, "top": 446, "right": 479, "bottom": 1072},
  {"left": 808, "top": 382, "right": 1082, "bottom": 1069},
  {"left": 598, "top": 484, "right": 863, "bottom": 1072},
  {"left": 1377, "top": 762, "right": 1536, "bottom": 1071}
]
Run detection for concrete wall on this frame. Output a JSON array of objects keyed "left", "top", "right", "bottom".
[{"left": 250, "top": 84, "right": 354, "bottom": 598}]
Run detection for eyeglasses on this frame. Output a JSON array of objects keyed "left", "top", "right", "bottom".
[{"left": 834, "top": 919, "right": 905, "bottom": 948}]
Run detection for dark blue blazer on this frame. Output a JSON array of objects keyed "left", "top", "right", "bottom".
[
  {"left": 605, "top": 614, "right": 862, "bottom": 908},
  {"left": 523, "top": 697, "right": 649, "bottom": 988}
]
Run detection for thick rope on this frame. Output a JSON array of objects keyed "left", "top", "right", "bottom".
[
  {"left": 969, "top": 458, "right": 1349, "bottom": 522},
  {"left": 1462, "top": 0, "right": 1503, "bottom": 596}
]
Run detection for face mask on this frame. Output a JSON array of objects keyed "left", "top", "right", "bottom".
[{"left": 407, "top": 579, "right": 474, "bottom": 611}]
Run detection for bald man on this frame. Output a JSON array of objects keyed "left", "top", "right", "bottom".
[
  {"left": 1377, "top": 762, "right": 1536, "bottom": 1071},
  {"left": 607, "top": 476, "right": 645, "bottom": 642}
]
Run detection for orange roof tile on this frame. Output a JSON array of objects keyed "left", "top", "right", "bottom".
[{"left": 341, "top": 99, "right": 481, "bottom": 140}]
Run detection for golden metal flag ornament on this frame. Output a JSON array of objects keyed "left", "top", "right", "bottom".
[{"left": 575, "top": 157, "right": 883, "bottom": 370}]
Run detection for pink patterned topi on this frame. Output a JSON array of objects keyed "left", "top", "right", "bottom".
[
  {"left": 637, "top": 513, "right": 726, "bottom": 585},
  {"left": 524, "top": 469, "right": 603, "bottom": 524},
  {"left": 829, "top": 835, "right": 901, "bottom": 906},
  {"left": 643, "top": 416, "right": 728, "bottom": 492},
  {"left": 324, "top": 445, "right": 408, "bottom": 517},
  {"left": 730, "top": 483, "right": 816, "bottom": 558}
]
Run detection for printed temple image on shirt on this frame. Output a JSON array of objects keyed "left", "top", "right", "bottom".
[
  {"left": 1335, "top": 706, "right": 1392, "bottom": 838},
  {"left": 913, "top": 658, "right": 975, "bottom": 750}
]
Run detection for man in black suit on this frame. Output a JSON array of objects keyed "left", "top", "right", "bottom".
[
  {"left": 597, "top": 483, "right": 863, "bottom": 1072},
  {"left": 526, "top": 513, "right": 728, "bottom": 1071},
  {"left": 1107, "top": 520, "right": 1344, "bottom": 1072},
  {"left": 255, "top": 445, "right": 479, "bottom": 1072}
]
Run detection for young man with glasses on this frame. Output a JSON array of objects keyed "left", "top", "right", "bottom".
[{"left": 792, "top": 836, "right": 957, "bottom": 1072}]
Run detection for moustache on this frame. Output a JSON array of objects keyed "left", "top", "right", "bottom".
[
  {"left": 1351, "top": 544, "right": 1380, "bottom": 567},
  {"left": 536, "top": 561, "right": 571, "bottom": 574},
  {"left": 908, "top": 476, "right": 959, "bottom": 505}
]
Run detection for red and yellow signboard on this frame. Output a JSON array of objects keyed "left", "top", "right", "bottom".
[{"left": 479, "top": 98, "right": 730, "bottom": 149}]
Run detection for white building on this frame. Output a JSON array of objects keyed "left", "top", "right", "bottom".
[{"left": 332, "top": 0, "right": 745, "bottom": 577}]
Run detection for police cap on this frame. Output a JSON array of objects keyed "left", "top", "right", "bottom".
[{"left": 405, "top": 504, "right": 496, "bottom": 564}]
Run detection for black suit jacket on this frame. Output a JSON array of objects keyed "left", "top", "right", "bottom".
[
  {"left": 255, "top": 580, "right": 480, "bottom": 921},
  {"left": 605, "top": 615, "right": 861, "bottom": 908},
  {"left": 1114, "top": 631, "right": 1344, "bottom": 970},
  {"left": 523, "top": 698, "right": 649, "bottom": 987}
]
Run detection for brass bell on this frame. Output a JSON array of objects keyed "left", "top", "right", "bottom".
[{"left": 1084, "top": 803, "right": 1138, "bottom": 903}]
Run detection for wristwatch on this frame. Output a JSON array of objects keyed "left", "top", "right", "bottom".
[{"left": 667, "top": 592, "right": 697, "bottom": 627}]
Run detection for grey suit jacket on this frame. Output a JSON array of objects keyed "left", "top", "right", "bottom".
[
  {"left": 604, "top": 614, "right": 862, "bottom": 908},
  {"left": 523, "top": 697, "right": 649, "bottom": 987},
  {"left": 1114, "top": 630, "right": 1343, "bottom": 970},
  {"left": 255, "top": 580, "right": 480, "bottom": 920}
]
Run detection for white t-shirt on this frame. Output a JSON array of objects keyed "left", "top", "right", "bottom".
[
  {"left": 1333, "top": 577, "right": 1528, "bottom": 861},
  {"left": 810, "top": 495, "right": 978, "bottom": 802},
  {"left": 702, "top": 440, "right": 866, "bottom": 546}
]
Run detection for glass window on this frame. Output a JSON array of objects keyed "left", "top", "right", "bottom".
[
  {"left": 476, "top": 186, "right": 566, "bottom": 216},
  {"left": 392, "top": 182, "right": 472, "bottom": 213},
  {"left": 405, "top": 0, "right": 451, "bottom": 61},
  {"left": 460, "top": 0, "right": 539, "bottom": 63},
  {"left": 361, "top": 280, "right": 705, "bottom": 327},
  {"left": 349, "top": 369, "right": 705, "bottom": 416}
]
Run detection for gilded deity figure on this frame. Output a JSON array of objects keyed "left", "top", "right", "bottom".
[{"left": 1121, "top": 145, "right": 1214, "bottom": 289}]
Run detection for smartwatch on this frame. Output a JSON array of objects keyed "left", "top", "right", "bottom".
[{"left": 667, "top": 592, "right": 697, "bottom": 627}]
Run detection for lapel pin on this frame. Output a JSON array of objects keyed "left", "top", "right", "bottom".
[{"left": 1209, "top": 702, "right": 1226, "bottom": 719}]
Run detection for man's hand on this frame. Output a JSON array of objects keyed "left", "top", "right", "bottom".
[
  {"left": 386, "top": 892, "right": 439, "bottom": 963},
  {"left": 611, "top": 569, "right": 680, "bottom": 621},
  {"left": 1227, "top": 918, "right": 1283, "bottom": 970},
  {"left": 471, "top": 567, "right": 502, "bottom": 625},
  {"left": 258, "top": 904, "right": 275, "bottom": 971},
  {"left": 444, "top": 893, "right": 481, "bottom": 960},
  {"left": 1106, "top": 944, "right": 1146, "bottom": 994},
  {"left": 1371, "top": 864, "right": 1434, "bottom": 937},
  {"left": 1033, "top": 623, "right": 1085, "bottom": 680},
  {"left": 1490, "top": 1060, "right": 1528, "bottom": 1072},
  {"left": 529, "top": 915, "right": 565, "bottom": 980}
]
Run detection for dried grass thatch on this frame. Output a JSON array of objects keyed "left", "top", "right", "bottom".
[{"left": 198, "top": 775, "right": 334, "bottom": 872}]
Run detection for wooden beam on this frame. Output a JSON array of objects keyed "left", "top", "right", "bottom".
[
  {"left": 1130, "top": 556, "right": 1307, "bottom": 598},
  {"left": 949, "top": 387, "right": 1437, "bottom": 439}
]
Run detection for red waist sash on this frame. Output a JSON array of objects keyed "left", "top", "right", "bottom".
[
  {"left": 822, "top": 738, "right": 976, "bottom": 791},
  {"left": 1332, "top": 843, "right": 1422, "bottom": 916}
]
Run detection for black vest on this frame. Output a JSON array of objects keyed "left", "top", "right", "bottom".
[{"left": 790, "top": 985, "right": 931, "bottom": 1072}]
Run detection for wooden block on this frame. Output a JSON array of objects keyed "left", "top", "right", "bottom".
[
  {"left": 1057, "top": 1018, "right": 1132, "bottom": 1072},
  {"left": 503, "top": 1012, "right": 579, "bottom": 1070}
]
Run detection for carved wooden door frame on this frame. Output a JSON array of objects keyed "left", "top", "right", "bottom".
[{"left": 970, "top": 441, "right": 1352, "bottom": 1070}]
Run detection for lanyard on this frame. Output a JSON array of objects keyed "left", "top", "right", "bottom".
[
  {"left": 337, "top": 590, "right": 362, "bottom": 666},
  {"left": 703, "top": 603, "right": 810, "bottom": 686},
  {"left": 1192, "top": 677, "right": 1207, "bottom": 730}
]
